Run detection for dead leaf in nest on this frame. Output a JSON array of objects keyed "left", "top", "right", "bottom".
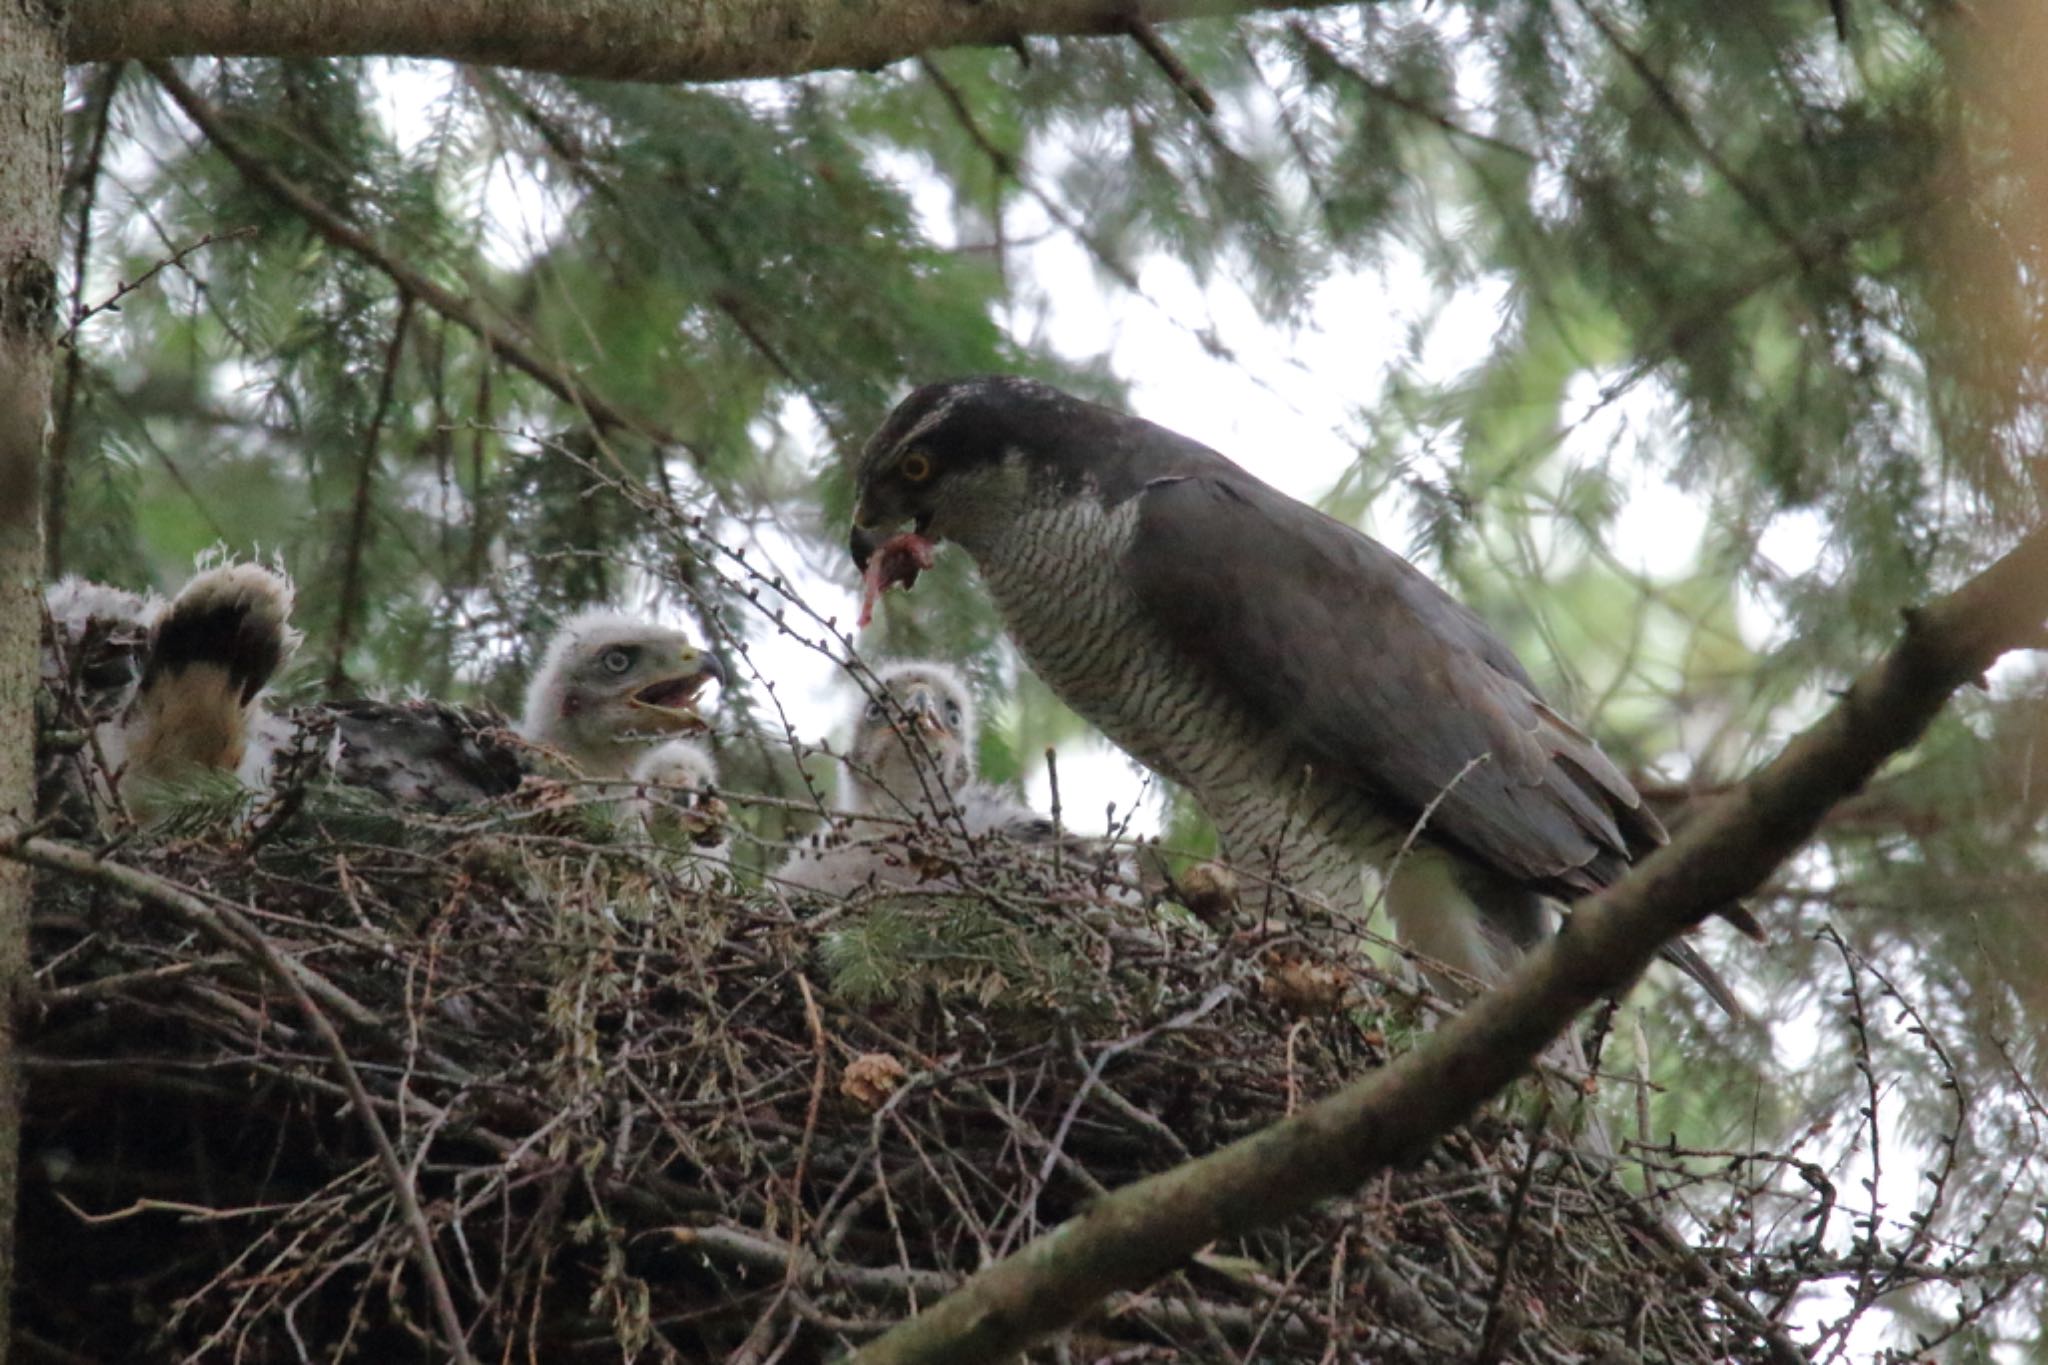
[
  {"left": 840, "top": 1052, "right": 909, "bottom": 1111},
  {"left": 677, "top": 794, "right": 729, "bottom": 847},
  {"left": 1177, "top": 860, "right": 1239, "bottom": 927},
  {"left": 1260, "top": 953, "right": 1353, "bottom": 1016}
]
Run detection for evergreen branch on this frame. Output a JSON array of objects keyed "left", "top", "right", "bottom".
[
  {"left": 144, "top": 61, "right": 706, "bottom": 469},
  {"left": 847, "top": 517, "right": 2048, "bottom": 1365},
  {"left": 326, "top": 293, "right": 414, "bottom": 698},
  {"left": 1287, "top": 23, "right": 1539, "bottom": 163},
  {"left": 74, "top": 0, "right": 1334, "bottom": 85},
  {"left": 1565, "top": 0, "right": 1807, "bottom": 264},
  {"left": 914, "top": 55, "right": 1138, "bottom": 295},
  {"left": 1121, "top": 17, "right": 1217, "bottom": 118},
  {"left": 47, "top": 60, "right": 126, "bottom": 579},
  {"left": 472, "top": 71, "right": 854, "bottom": 446},
  {"left": 916, "top": 58, "right": 1017, "bottom": 178}
]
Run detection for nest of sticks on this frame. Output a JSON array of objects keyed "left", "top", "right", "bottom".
[{"left": 7, "top": 753, "right": 1852, "bottom": 1365}]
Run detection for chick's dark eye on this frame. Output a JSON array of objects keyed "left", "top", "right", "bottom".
[
  {"left": 944, "top": 702, "right": 963, "bottom": 724},
  {"left": 602, "top": 647, "right": 634, "bottom": 675},
  {"left": 865, "top": 700, "right": 887, "bottom": 720},
  {"left": 899, "top": 450, "right": 934, "bottom": 483}
]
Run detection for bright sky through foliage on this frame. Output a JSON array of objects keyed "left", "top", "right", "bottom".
[{"left": 368, "top": 54, "right": 1824, "bottom": 841}]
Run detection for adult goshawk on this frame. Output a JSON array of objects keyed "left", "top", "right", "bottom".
[{"left": 849, "top": 376, "right": 1750, "bottom": 1009}]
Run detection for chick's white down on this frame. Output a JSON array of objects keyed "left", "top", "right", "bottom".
[
  {"left": 518, "top": 610, "right": 723, "bottom": 778},
  {"left": 631, "top": 740, "right": 729, "bottom": 853},
  {"left": 777, "top": 661, "right": 1052, "bottom": 898}
]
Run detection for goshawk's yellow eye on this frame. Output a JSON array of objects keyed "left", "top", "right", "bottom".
[{"left": 899, "top": 450, "right": 934, "bottom": 483}]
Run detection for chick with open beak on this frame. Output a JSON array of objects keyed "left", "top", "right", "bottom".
[{"left": 518, "top": 610, "right": 726, "bottom": 777}]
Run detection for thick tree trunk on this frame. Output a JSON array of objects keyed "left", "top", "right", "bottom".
[{"left": 0, "top": 1, "right": 62, "bottom": 1357}]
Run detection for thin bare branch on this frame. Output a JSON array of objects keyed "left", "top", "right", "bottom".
[
  {"left": 327, "top": 293, "right": 415, "bottom": 698},
  {"left": 53, "top": 225, "right": 254, "bottom": 349}
]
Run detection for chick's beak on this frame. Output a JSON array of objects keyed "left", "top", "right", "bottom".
[
  {"left": 628, "top": 648, "right": 726, "bottom": 732},
  {"left": 907, "top": 691, "right": 949, "bottom": 739},
  {"left": 688, "top": 648, "right": 727, "bottom": 690}
]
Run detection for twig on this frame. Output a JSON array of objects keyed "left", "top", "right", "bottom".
[
  {"left": 1123, "top": 16, "right": 1218, "bottom": 117},
  {"left": 1044, "top": 745, "right": 1062, "bottom": 878},
  {"left": 1287, "top": 25, "right": 1538, "bottom": 164},
  {"left": 1631, "top": 1009, "right": 1659, "bottom": 1203},
  {"left": 54, "top": 224, "right": 256, "bottom": 348},
  {"left": 52, "top": 1189, "right": 301, "bottom": 1225},
  {"left": 473, "top": 70, "right": 846, "bottom": 452},
  {"left": 676, "top": 1223, "right": 1325, "bottom": 1347},
  {"left": 327, "top": 291, "right": 415, "bottom": 696},
  {"left": 32, "top": 955, "right": 222, "bottom": 1008},
  {"left": 916, "top": 58, "right": 1016, "bottom": 177},
  {"left": 48, "top": 61, "right": 126, "bottom": 577},
  {"left": 913, "top": 51, "right": 1142, "bottom": 294},
  {"left": 1035, "top": 984, "right": 1234, "bottom": 1200},
  {"left": 143, "top": 62, "right": 701, "bottom": 469},
  {"left": 1615, "top": 1197, "right": 1810, "bottom": 1365},
  {"left": 1471, "top": 1111, "right": 1544, "bottom": 1364},
  {"left": 1564, "top": 0, "right": 1804, "bottom": 262},
  {"left": 4, "top": 830, "right": 477, "bottom": 1364},
  {"left": 790, "top": 973, "right": 829, "bottom": 1258}
]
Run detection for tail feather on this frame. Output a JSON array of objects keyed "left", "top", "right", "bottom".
[
  {"left": 1657, "top": 936, "right": 1747, "bottom": 1019},
  {"left": 122, "top": 564, "right": 298, "bottom": 788},
  {"left": 140, "top": 563, "right": 298, "bottom": 707}
]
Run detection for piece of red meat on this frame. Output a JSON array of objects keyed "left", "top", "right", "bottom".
[{"left": 858, "top": 533, "right": 937, "bottom": 627}]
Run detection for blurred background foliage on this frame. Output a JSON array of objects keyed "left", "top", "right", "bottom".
[{"left": 43, "top": 0, "right": 2048, "bottom": 1351}]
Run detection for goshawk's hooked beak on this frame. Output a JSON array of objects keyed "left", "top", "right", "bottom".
[
  {"left": 850, "top": 523, "right": 883, "bottom": 574},
  {"left": 849, "top": 504, "right": 933, "bottom": 569}
]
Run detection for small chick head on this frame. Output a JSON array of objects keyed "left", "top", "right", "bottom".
[
  {"left": 631, "top": 739, "right": 728, "bottom": 852},
  {"left": 521, "top": 611, "right": 724, "bottom": 777},
  {"left": 844, "top": 660, "right": 976, "bottom": 817}
]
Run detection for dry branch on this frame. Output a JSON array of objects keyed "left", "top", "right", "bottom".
[{"left": 848, "top": 520, "right": 2048, "bottom": 1365}]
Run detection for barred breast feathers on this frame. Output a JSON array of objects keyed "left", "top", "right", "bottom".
[{"left": 972, "top": 489, "right": 1401, "bottom": 918}]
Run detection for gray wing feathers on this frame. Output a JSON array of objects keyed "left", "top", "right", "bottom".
[{"left": 1129, "top": 474, "right": 1664, "bottom": 897}]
